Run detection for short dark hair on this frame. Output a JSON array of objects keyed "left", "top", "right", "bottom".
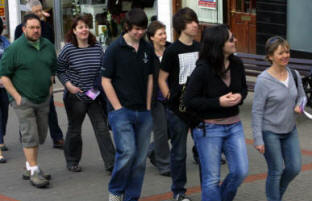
[
  {"left": 0, "top": 17, "right": 3, "bottom": 35},
  {"left": 65, "top": 15, "right": 96, "bottom": 47},
  {"left": 22, "top": 13, "right": 41, "bottom": 27},
  {"left": 199, "top": 24, "right": 230, "bottom": 78},
  {"left": 173, "top": 7, "right": 198, "bottom": 35},
  {"left": 124, "top": 8, "right": 148, "bottom": 32},
  {"left": 146, "top": 20, "right": 165, "bottom": 41}
]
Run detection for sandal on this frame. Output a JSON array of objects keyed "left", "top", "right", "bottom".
[{"left": 67, "top": 165, "right": 82, "bottom": 172}]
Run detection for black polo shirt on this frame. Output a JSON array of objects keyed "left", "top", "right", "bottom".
[{"left": 102, "top": 35, "right": 154, "bottom": 112}]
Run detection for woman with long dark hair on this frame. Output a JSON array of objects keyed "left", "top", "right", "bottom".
[
  {"left": 184, "top": 24, "right": 248, "bottom": 201},
  {"left": 57, "top": 15, "right": 115, "bottom": 172}
]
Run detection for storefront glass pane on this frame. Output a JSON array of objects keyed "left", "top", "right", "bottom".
[
  {"left": 287, "top": 0, "right": 312, "bottom": 53},
  {"left": 61, "top": 0, "right": 112, "bottom": 48}
]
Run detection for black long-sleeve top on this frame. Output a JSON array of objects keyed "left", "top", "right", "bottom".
[{"left": 184, "top": 55, "right": 248, "bottom": 119}]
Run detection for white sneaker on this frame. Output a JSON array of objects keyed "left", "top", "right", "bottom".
[
  {"left": 109, "top": 192, "right": 122, "bottom": 201},
  {"left": 175, "top": 194, "right": 192, "bottom": 201}
]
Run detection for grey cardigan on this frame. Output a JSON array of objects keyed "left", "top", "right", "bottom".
[{"left": 252, "top": 67, "right": 306, "bottom": 146}]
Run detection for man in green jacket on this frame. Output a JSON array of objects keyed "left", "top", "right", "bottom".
[{"left": 0, "top": 14, "right": 56, "bottom": 188}]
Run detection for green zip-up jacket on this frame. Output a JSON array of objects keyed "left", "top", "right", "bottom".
[{"left": 0, "top": 35, "right": 56, "bottom": 104}]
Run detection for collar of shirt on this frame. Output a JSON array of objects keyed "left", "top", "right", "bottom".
[{"left": 28, "top": 39, "right": 40, "bottom": 50}]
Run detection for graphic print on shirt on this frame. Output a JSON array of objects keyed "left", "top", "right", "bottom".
[{"left": 178, "top": 52, "right": 199, "bottom": 84}]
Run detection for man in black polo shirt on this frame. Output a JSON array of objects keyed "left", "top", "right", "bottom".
[
  {"left": 159, "top": 7, "right": 200, "bottom": 201},
  {"left": 102, "top": 8, "right": 154, "bottom": 201}
]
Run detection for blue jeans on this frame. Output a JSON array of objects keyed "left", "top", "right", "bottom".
[
  {"left": 193, "top": 122, "right": 248, "bottom": 201},
  {"left": 108, "top": 108, "right": 152, "bottom": 201},
  {"left": 0, "top": 88, "right": 9, "bottom": 144},
  {"left": 263, "top": 127, "right": 301, "bottom": 201},
  {"left": 166, "top": 109, "right": 189, "bottom": 197}
]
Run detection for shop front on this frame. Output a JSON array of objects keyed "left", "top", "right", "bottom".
[
  {"left": 6, "top": 0, "right": 312, "bottom": 58},
  {"left": 7, "top": 0, "right": 158, "bottom": 50}
]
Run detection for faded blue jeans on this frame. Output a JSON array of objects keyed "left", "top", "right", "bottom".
[
  {"left": 193, "top": 121, "right": 248, "bottom": 201},
  {"left": 108, "top": 107, "right": 153, "bottom": 201},
  {"left": 263, "top": 127, "right": 301, "bottom": 201}
]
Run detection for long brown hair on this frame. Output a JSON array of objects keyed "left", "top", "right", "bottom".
[{"left": 65, "top": 15, "right": 96, "bottom": 47}]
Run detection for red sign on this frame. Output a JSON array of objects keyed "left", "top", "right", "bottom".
[{"left": 198, "top": 0, "right": 217, "bottom": 9}]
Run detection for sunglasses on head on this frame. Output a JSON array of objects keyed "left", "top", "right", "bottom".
[
  {"left": 228, "top": 35, "right": 235, "bottom": 42},
  {"left": 268, "top": 36, "right": 282, "bottom": 45}
]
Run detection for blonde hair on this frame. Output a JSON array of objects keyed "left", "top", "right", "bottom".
[{"left": 265, "top": 36, "right": 290, "bottom": 63}]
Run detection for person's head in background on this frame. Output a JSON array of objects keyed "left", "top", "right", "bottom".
[
  {"left": 26, "top": 0, "right": 50, "bottom": 20},
  {"left": 147, "top": 20, "right": 166, "bottom": 49}
]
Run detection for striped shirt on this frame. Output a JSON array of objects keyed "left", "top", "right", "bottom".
[{"left": 57, "top": 43, "right": 103, "bottom": 101}]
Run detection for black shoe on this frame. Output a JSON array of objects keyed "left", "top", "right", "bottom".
[
  {"left": 221, "top": 157, "right": 226, "bottom": 165},
  {"left": 53, "top": 139, "right": 64, "bottom": 149},
  {"left": 160, "top": 171, "right": 171, "bottom": 177},
  {"left": 192, "top": 146, "right": 199, "bottom": 164},
  {"left": 105, "top": 166, "right": 114, "bottom": 173},
  {"left": 106, "top": 166, "right": 114, "bottom": 175},
  {"left": 175, "top": 194, "right": 192, "bottom": 201},
  {"left": 0, "top": 145, "right": 8, "bottom": 151},
  {"left": 0, "top": 157, "right": 6, "bottom": 163},
  {"left": 67, "top": 165, "right": 82, "bottom": 172},
  {"left": 149, "top": 151, "right": 157, "bottom": 167}
]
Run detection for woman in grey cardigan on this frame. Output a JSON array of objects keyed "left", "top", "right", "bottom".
[{"left": 252, "top": 36, "right": 305, "bottom": 201}]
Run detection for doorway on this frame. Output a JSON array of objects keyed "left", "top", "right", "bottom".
[{"left": 228, "top": 0, "right": 256, "bottom": 53}]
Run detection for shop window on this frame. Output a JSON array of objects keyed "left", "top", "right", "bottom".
[
  {"left": 235, "top": 0, "right": 255, "bottom": 13},
  {"left": 182, "top": 0, "right": 223, "bottom": 24},
  {"left": 287, "top": 0, "right": 312, "bottom": 53}
]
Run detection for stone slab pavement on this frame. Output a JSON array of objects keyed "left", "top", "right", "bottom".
[{"left": 1, "top": 91, "right": 312, "bottom": 201}]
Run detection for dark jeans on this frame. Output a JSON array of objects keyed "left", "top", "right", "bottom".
[
  {"left": 0, "top": 88, "right": 9, "bottom": 144},
  {"left": 49, "top": 95, "right": 63, "bottom": 143},
  {"left": 108, "top": 108, "right": 153, "bottom": 201},
  {"left": 63, "top": 93, "right": 115, "bottom": 170},
  {"left": 166, "top": 109, "right": 189, "bottom": 197},
  {"left": 263, "top": 127, "right": 301, "bottom": 201},
  {"left": 148, "top": 101, "right": 170, "bottom": 174}
]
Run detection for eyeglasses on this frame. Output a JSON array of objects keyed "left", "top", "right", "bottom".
[
  {"left": 26, "top": 26, "right": 41, "bottom": 30},
  {"left": 228, "top": 35, "right": 235, "bottom": 42}
]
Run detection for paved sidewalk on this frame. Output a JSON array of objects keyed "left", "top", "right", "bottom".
[{"left": 1, "top": 92, "right": 312, "bottom": 201}]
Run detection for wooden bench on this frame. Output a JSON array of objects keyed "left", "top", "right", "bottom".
[{"left": 236, "top": 52, "right": 312, "bottom": 106}]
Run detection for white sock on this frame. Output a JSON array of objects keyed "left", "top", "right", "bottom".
[
  {"left": 29, "top": 165, "right": 39, "bottom": 175},
  {"left": 26, "top": 162, "right": 31, "bottom": 171}
]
